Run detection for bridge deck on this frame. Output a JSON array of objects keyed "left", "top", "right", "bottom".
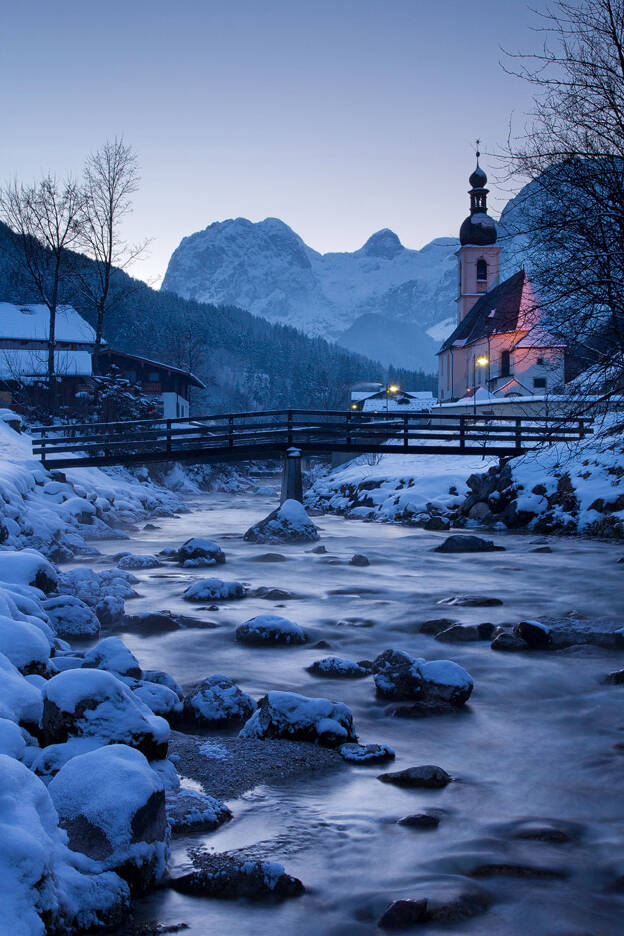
[{"left": 31, "top": 409, "right": 593, "bottom": 469}]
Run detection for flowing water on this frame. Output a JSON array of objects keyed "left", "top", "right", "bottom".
[{"left": 92, "top": 490, "right": 624, "bottom": 935}]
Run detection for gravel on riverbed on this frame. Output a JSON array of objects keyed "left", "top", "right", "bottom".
[{"left": 169, "top": 730, "right": 345, "bottom": 799}]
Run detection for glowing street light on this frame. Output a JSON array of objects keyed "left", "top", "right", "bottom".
[
  {"left": 472, "top": 356, "right": 489, "bottom": 417},
  {"left": 385, "top": 383, "right": 400, "bottom": 412}
]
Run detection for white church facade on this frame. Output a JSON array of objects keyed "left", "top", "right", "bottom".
[{"left": 437, "top": 156, "right": 565, "bottom": 402}]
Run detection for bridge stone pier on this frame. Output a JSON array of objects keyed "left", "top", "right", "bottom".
[{"left": 280, "top": 447, "right": 303, "bottom": 504}]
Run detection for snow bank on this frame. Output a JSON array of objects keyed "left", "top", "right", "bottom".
[{"left": 0, "top": 417, "right": 181, "bottom": 561}]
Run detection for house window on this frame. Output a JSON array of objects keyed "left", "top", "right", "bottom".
[
  {"left": 536, "top": 356, "right": 545, "bottom": 365},
  {"left": 148, "top": 371, "right": 160, "bottom": 382},
  {"left": 501, "top": 350, "right": 510, "bottom": 377},
  {"left": 476, "top": 258, "right": 488, "bottom": 281},
  {"left": 533, "top": 377, "right": 547, "bottom": 389}
]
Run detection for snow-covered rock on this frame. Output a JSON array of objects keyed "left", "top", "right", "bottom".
[
  {"left": 132, "top": 681, "right": 183, "bottom": 720},
  {"left": 143, "top": 669, "right": 184, "bottom": 700},
  {"left": 0, "top": 549, "right": 58, "bottom": 593},
  {"left": 170, "top": 855, "right": 304, "bottom": 900},
  {"left": 182, "top": 675, "right": 256, "bottom": 727},
  {"left": 306, "top": 656, "right": 370, "bottom": 678},
  {"left": 373, "top": 650, "right": 473, "bottom": 709},
  {"left": 56, "top": 567, "right": 139, "bottom": 606},
  {"left": 166, "top": 788, "right": 231, "bottom": 834},
  {"left": 0, "top": 716, "right": 27, "bottom": 759},
  {"left": 81, "top": 637, "right": 142, "bottom": 679},
  {"left": 41, "top": 669, "right": 169, "bottom": 759},
  {"left": 235, "top": 614, "right": 307, "bottom": 646},
  {"left": 0, "top": 753, "right": 130, "bottom": 936},
  {"left": 244, "top": 499, "right": 320, "bottom": 544},
  {"left": 240, "top": 690, "right": 357, "bottom": 747},
  {"left": 183, "top": 578, "right": 245, "bottom": 602},
  {"left": 42, "top": 595, "right": 101, "bottom": 639},
  {"left": 48, "top": 744, "right": 169, "bottom": 892},
  {"left": 0, "top": 614, "right": 51, "bottom": 674},
  {"left": 339, "top": 742, "right": 395, "bottom": 763},
  {"left": 117, "top": 554, "right": 162, "bottom": 570},
  {"left": 176, "top": 537, "right": 226, "bottom": 566},
  {"left": 0, "top": 651, "right": 43, "bottom": 727}
]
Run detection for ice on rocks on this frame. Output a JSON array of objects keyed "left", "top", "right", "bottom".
[
  {"left": 183, "top": 674, "right": 256, "bottom": 726},
  {"left": 239, "top": 690, "right": 357, "bottom": 747},
  {"left": 43, "top": 595, "right": 101, "bottom": 639},
  {"left": 244, "top": 499, "right": 320, "bottom": 544},
  {"left": 41, "top": 669, "right": 169, "bottom": 759},
  {"left": 235, "top": 614, "right": 307, "bottom": 646},
  {"left": 48, "top": 744, "right": 169, "bottom": 892},
  {"left": 117, "top": 554, "right": 162, "bottom": 570},
  {"left": 184, "top": 578, "right": 245, "bottom": 602},
  {"left": 81, "top": 637, "right": 142, "bottom": 678}
]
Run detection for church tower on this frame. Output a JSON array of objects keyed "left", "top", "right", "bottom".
[{"left": 455, "top": 148, "right": 502, "bottom": 323}]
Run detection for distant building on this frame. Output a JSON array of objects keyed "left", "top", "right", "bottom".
[
  {"left": 351, "top": 387, "right": 435, "bottom": 412},
  {"left": 436, "top": 155, "right": 565, "bottom": 402},
  {"left": 0, "top": 303, "right": 95, "bottom": 406},
  {"left": 93, "top": 348, "right": 205, "bottom": 419}
]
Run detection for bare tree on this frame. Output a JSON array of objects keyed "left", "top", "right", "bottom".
[
  {"left": 0, "top": 175, "right": 83, "bottom": 399},
  {"left": 500, "top": 0, "right": 624, "bottom": 409},
  {"left": 77, "top": 138, "right": 147, "bottom": 353}
]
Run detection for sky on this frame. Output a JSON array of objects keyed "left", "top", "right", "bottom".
[{"left": 0, "top": 0, "right": 545, "bottom": 286}]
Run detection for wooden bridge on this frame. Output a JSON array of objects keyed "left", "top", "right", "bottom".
[{"left": 32, "top": 408, "right": 591, "bottom": 469}]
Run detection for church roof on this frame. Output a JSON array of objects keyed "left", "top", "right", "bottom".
[{"left": 438, "top": 269, "right": 547, "bottom": 354}]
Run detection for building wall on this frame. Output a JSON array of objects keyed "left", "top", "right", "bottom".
[
  {"left": 160, "top": 391, "right": 190, "bottom": 420},
  {"left": 455, "top": 244, "right": 502, "bottom": 322}
]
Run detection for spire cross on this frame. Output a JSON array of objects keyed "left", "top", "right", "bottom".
[{"left": 476, "top": 139, "right": 481, "bottom": 160}]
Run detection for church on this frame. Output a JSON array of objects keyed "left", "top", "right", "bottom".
[{"left": 437, "top": 155, "right": 565, "bottom": 402}]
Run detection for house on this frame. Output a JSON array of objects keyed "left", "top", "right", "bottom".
[
  {"left": 0, "top": 303, "right": 95, "bottom": 407},
  {"left": 437, "top": 155, "right": 565, "bottom": 401},
  {"left": 93, "top": 348, "right": 205, "bottom": 419},
  {"left": 351, "top": 387, "right": 436, "bottom": 412}
]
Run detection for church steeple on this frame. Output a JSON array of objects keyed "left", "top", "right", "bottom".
[
  {"left": 455, "top": 145, "right": 502, "bottom": 323},
  {"left": 459, "top": 143, "right": 497, "bottom": 246}
]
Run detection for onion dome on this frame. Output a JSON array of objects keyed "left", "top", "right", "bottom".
[
  {"left": 459, "top": 148, "right": 497, "bottom": 245},
  {"left": 469, "top": 164, "right": 487, "bottom": 189}
]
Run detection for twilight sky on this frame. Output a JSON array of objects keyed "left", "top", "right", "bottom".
[{"left": 1, "top": 0, "right": 544, "bottom": 285}]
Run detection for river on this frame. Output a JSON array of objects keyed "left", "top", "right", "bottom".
[{"left": 88, "top": 490, "right": 624, "bottom": 935}]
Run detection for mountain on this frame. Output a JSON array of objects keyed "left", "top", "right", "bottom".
[
  {"left": 161, "top": 218, "right": 459, "bottom": 369},
  {"left": 0, "top": 221, "right": 434, "bottom": 412}
]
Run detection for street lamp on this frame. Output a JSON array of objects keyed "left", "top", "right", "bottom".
[
  {"left": 386, "top": 384, "right": 399, "bottom": 412},
  {"left": 472, "top": 356, "right": 489, "bottom": 417}
]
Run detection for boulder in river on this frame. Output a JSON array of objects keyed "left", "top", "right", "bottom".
[
  {"left": 378, "top": 898, "right": 428, "bottom": 929},
  {"left": 176, "top": 537, "right": 226, "bottom": 567},
  {"left": 491, "top": 632, "right": 528, "bottom": 652},
  {"left": 373, "top": 650, "right": 473, "bottom": 709},
  {"left": 81, "top": 636, "right": 142, "bottom": 679},
  {"left": 244, "top": 499, "right": 320, "bottom": 544},
  {"left": 378, "top": 765, "right": 452, "bottom": 789},
  {"left": 514, "top": 620, "right": 553, "bottom": 649},
  {"left": 235, "top": 615, "right": 307, "bottom": 646},
  {"left": 434, "top": 534, "right": 505, "bottom": 554},
  {"left": 169, "top": 856, "right": 304, "bottom": 900},
  {"left": 397, "top": 813, "right": 440, "bottom": 830},
  {"left": 48, "top": 744, "right": 168, "bottom": 893},
  {"left": 239, "top": 690, "right": 357, "bottom": 747},
  {"left": 605, "top": 668, "right": 624, "bottom": 685},
  {"left": 166, "top": 788, "right": 231, "bottom": 834},
  {"left": 339, "top": 742, "right": 395, "bottom": 764},
  {"left": 117, "top": 554, "right": 162, "bottom": 570},
  {"left": 438, "top": 594, "right": 503, "bottom": 607},
  {"left": 349, "top": 554, "right": 370, "bottom": 567},
  {"left": 306, "top": 656, "right": 371, "bottom": 678},
  {"left": 43, "top": 595, "right": 101, "bottom": 639},
  {"left": 183, "top": 579, "right": 245, "bottom": 602},
  {"left": 435, "top": 622, "right": 495, "bottom": 643},
  {"left": 182, "top": 675, "right": 256, "bottom": 727}
]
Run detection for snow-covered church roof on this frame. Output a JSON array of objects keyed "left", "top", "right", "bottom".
[{"left": 0, "top": 303, "right": 95, "bottom": 344}]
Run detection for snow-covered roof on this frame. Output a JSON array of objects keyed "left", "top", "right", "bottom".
[
  {"left": 0, "top": 349, "right": 93, "bottom": 380},
  {"left": 513, "top": 325, "right": 566, "bottom": 349},
  {"left": 0, "top": 303, "right": 95, "bottom": 344},
  {"left": 362, "top": 395, "right": 435, "bottom": 413}
]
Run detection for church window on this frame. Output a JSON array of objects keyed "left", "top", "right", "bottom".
[
  {"left": 501, "top": 350, "right": 510, "bottom": 377},
  {"left": 476, "top": 258, "right": 487, "bottom": 281},
  {"left": 533, "top": 377, "right": 547, "bottom": 389}
]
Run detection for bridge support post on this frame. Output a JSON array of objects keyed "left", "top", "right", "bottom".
[{"left": 280, "top": 447, "right": 303, "bottom": 504}]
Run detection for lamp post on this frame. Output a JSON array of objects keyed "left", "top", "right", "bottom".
[
  {"left": 386, "top": 383, "right": 399, "bottom": 413},
  {"left": 472, "top": 356, "right": 489, "bottom": 418}
]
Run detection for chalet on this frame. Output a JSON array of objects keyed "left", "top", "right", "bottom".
[
  {"left": 0, "top": 303, "right": 95, "bottom": 407},
  {"left": 351, "top": 387, "right": 435, "bottom": 412},
  {"left": 93, "top": 348, "right": 205, "bottom": 419},
  {"left": 437, "top": 155, "right": 565, "bottom": 401}
]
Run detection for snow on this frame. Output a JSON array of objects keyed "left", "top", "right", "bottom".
[
  {"left": 117, "top": 554, "right": 162, "bottom": 570},
  {"left": 426, "top": 317, "right": 457, "bottom": 342},
  {"left": 244, "top": 499, "right": 320, "bottom": 544},
  {"left": 184, "top": 675, "right": 256, "bottom": 725},
  {"left": 81, "top": 637, "right": 142, "bottom": 678},
  {"left": 307, "top": 656, "right": 369, "bottom": 677},
  {"left": 0, "top": 615, "right": 51, "bottom": 673},
  {"left": 0, "top": 717, "right": 27, "bottom": 759},
  {"left": 0, "top": 349, "right": 93, "bottom": 380},
  {"left": 236, "top": 614, "right": 307, "bottom": 645},
  {"left": 177, "top": 537, "right": 225, "bottom": 566},
  {"left": 166, "top": 787, "right": 231, "bottom": 833},
  {"left": 0, "top": 550, "right": 58, "bottom": 592},
  {"left": 42, "top": 595, "right": 100, "bottom": 639},
  {"left": 419, "top": 660, "right": 474, "bottom": 692},
  {"left": 183, "top": 578, "right": 245, "bottom": 602},
  {"left": 0, "top": 651, "right": 43, "bottom": 725},
  {"left": 0, "top": 303, "right": 95, "bottom": 342},
  {"left": 0, "top": 753, "right": 129, "bottom": 936},
  {"left": 48, "top": 744, "right": 168, "bottom": 880},
  {"left": 240, "top": 690, "right": 356, "bottom": 745},
  {"left": 133, "top": 681, "right": 183, "bottom": 719}
]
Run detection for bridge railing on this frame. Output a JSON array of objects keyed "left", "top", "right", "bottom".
[{"left": 30, "top": 408, "right": 593, "bottom": 466}]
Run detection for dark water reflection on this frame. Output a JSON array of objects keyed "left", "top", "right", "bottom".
[{"left": 93, "top": 491, "right": 624, "bottom": 935}]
